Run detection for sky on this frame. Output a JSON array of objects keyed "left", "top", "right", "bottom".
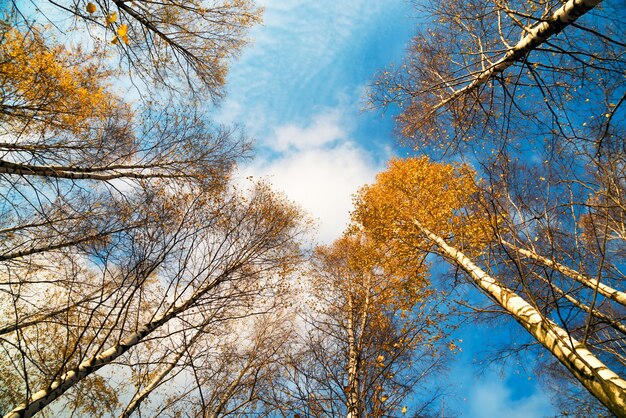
[
  {"left": 218, "top": 1, "right": 559, "bottom": 416},
  {"left": 217, "top": 0, "right": 409, "bottom": 243}
]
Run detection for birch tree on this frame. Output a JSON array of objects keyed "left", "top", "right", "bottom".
[
  {"left": 0, "top": 4, "right": 309, "bottom": 416},
  {"left": 368, "top": 0, "right": 625, "bottom": 413},
  {"left": 1, "top": 182, "right": 306, "bottom": 418},
  {"left": 353, "top": 157, "right": 626, "bottom": 416},
  {"left": 268, "top": 233, "right": 448, "bottom": 418},
  {"left": 119, "top": 310, "right": 294, "bottom": 418},
  {"left": 371, "top": 0, "right": 624, "bottom": 158},
  {"left": 0, "top": 32, "right": 251, "bottom": 411}
]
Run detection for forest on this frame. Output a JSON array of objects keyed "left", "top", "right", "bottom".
[{"left": 0, "top": 0, "right": 624, "bottom": 417}]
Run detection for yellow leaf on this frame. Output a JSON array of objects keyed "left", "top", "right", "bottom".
[
  {"left": 86, "top": 2, "right": 97, "bottom": 13},
  {"left": 402, "top": 406, "right": 407, "bottom": 414},
  {"left": 0, "top": 26, "right": 125, "bottom": 134},
  {"left": 117, "top": 24, "right": 128, "bottom": 37},
  {"left": 106, "top": 11, "right": 118, "bottom": 25}
]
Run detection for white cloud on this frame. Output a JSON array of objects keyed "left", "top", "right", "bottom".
[
  {"left": 270, "top": 110, "right": 346, "bottom": 152},
  {"left": 464, "top": 374, "right": 553, "bottom": 418},
  {"left": 243, "top": 108, "right": 387, "bottom": 244}
]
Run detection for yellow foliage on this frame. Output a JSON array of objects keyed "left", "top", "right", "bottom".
[
  {"left": 117, "top": 24, "right": 128, "bottom": 37},
  {"left": 106, "top": 11, "right": 118, "bottom": 25},
  {"left": 352, "top": 157, "right": 490, "bottom": 252},
  {"left": 115, "top": 24, "right": 130, "bottom": 44},
  {"left": 313, "top": 232, "right": 429, "bottom": 318},
  {"left": 86, "top": 2, "right": 97, "bottom": 14},
  {"left": 0, "top": 23, "right": 122, "bottom": 134}
]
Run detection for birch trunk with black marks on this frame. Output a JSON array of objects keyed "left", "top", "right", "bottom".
[
  {"left": 3, "top": 269, "right": 232, "bottom": 418},
  {"left": 414, "top": 220, "right": 626, "bottom": 416}
]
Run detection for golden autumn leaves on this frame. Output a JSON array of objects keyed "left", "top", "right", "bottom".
[
  {"left": 0, "top": 24, "right": 123, "bottom": 135},
  {"left": 85, "top": 2, "right": 128, "bottom": 44},
  {"left": 352, "top": 156, "right": 493, "bottom": 258},
  {"left": 330, "top": 155, "right": 493, "bottom": 335},
  {"left": 311, "top": 156, "right": 481, "bottom": 417}
]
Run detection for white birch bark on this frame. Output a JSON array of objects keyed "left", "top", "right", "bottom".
[
  {"left": 414, "top": 220, "right": 626, "bottom": 416},
  {"left": 206, "top": 363, "right": 252, "bottom": 418},
  {"left": 345, "top": 275, "right": 371, "bottom": 418},
  {"left": 0, "top": 160, "right": 187, "bottom": 181},
  {"left": 530, "top": 272, "right": 626, "bottom": 336},
  {"left": 425, "top": 0, "right": 603, "bottom": 117},
  {"left": 345, "top": 298, "right": 360, "bottom": 418},
  {"left": 119, "top": 328, "right": 206, "bottom": 418},
  {"left": 3, "top": 269, "right": 232, "bottom": 418},
  {"left": 501, "top": 240, "right": 626, "bottom": 307}
]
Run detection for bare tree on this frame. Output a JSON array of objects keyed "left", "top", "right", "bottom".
[
  {"left": 1, "top": 182, "right": 306, "bottom": 418},
  {"left": 371, "top": 0, "right": 624, "bottom": 157},
  {"left": 0, "top": 7, "right": 310, "bottom": 417},
  {"left": 118, "top": 309, "right": 295, "bottom": 418}
]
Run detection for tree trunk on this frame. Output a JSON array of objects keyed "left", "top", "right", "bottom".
[
  {"left": 529, "top": 272, "right": 626, "bottom": 336},
  {"left": 423, "top": 0, "right": 603, "bottom": 118},
  {"left": 415, "top": 220, "right": 626, "bottom": 416},
  {"left": 345, "top": 296, "right": 361, "bottom": 418},
  {"left": 3, "top": 269, "right": 233, "bottom": 418},
  {"left": 119, "top": 327, "right": 206, "bottom": 418},
  {"left": 500, "top": 240, "right": 626, "bottom": 307}
]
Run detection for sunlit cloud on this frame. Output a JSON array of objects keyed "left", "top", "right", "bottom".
[
  {"left": 270, "top": 110, "right": 346, "bottom": 152},
  {"left": 243, "top": 108, "right": 388, "bottom": 244}
]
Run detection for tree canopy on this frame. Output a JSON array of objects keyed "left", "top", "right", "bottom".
[
  {"left": 368, "top": 0, "right": 626, "bottom": 415},
  {"left": 1, "top": 0, "right": 625, "bottom": 416},
  {"left": 0, "top": 2, "right": 310, "bottom": 417}
]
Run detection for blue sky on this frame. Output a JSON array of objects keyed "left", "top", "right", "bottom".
[
  {"left": 216, "top": 0, "right": 412, "bottom": 242},
  {"left": 218, "top": 1, "right": 559, "bottom": 416}
]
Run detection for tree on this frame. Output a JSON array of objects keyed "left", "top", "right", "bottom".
[
  {"left": 1, "top": 182, "right": 306, "bottom": 418},
  {"left": 353, "top": 157, "right": 626, "bottom": 416},
  {"left": 0, "top": 21, "right": 120, "bottom": 135},
  {"left": 120, "top": 310, "right": 295, "bottom": 418},
  {"left": 268, "top": 231, "right": 448, "bottom": 418},
  {"left": 0, "top": 5, "right": 309, "bottom": 416},
  {"left": 6, "top": 0, "right": 262, "bottom": 96},
  {"left": 0, "top": 32, "right": 252, "bottom": 415},
  {"left": 369, "top": 0, "right": 625, "bottom": 413},
  {"left": 371, "top": 0, "right": 623, "bottom": 157}
]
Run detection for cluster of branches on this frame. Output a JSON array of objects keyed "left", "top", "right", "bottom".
[
  {"left": 266, "top": 233, "right": 450, "bottom": 418},
  {"left": 0, "top": 2, "right": 313, "bottom": 417},
  {"left": 367, "top": 0, "right": 625, "bottom": 415},
  {"left": 7, "top": 0, "right": 262, "bottom": 97},
  {"left": 0, "top": 2, "right": 456, "bottom": 417}
]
